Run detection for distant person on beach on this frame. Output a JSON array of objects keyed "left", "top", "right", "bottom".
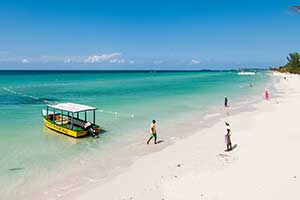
[
  {"left": 224, "top": 96, "right": 228, "bottom": 107},
  {"left": 225, "top": 122, "right": 232, "bottom": 151},
  {"left": 265, "top": 90, "right": 269, "bottom": 100},
  {"left": 147, "top": 120, "right": 157, "bottom": 144}
]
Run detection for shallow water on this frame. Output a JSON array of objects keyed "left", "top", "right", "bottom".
[{"left": 0, "top": 70, "right": 270, "bottom": 198}]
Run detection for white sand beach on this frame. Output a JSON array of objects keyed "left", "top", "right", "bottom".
[{"left": 67, "top": 73, "right": 300, "bottom": 200}]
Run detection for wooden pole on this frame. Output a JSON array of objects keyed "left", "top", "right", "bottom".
[
  {"left": 71, "top": 112, "right": 74, "bottom": 129},
  {"left": 61, "top": 110, "right": 63, "bottom": 125},
  {"left": 93, "top": 110, "right": 95, "bottom": 124},
  {"left": 53, "top": 108, "right": 55, "bottom": 122}
]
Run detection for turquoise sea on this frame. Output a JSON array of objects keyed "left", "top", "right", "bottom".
[{"left": 0, "top": 70, "right": 270, "bottom": 199}]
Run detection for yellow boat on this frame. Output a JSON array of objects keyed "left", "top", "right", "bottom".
[{"left": 42, "top": 102, "right": 100, "bottom": 138}]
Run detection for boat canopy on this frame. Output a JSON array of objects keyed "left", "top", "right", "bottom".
[{"left": 48, "top": 103, "right": 97, "bottom": 113}]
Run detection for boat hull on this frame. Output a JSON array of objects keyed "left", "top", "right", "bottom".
[{"left": 42, "top": 116, "right": 88, "bottom": 138}]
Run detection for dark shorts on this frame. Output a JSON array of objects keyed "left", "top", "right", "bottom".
[{"left": 150, "top": 133, "right": 157, "bottom": 139}]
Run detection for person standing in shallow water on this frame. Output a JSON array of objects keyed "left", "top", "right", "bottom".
[
  {"left": 147, "top": 120, "right": 157, "bottom": 144},
  {"left": 224, "top": 96, "right": 228, "bottom": 107},
  {"left": 225, "top": 122, "right": 232, "bottom": 151}
]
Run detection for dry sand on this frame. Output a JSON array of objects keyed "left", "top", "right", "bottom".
[{"left": 74, "top": 72, "right": 300, "bottom": 200}]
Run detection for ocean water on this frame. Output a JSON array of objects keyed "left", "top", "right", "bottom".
[{"left": 0, "top": 70, "right": 270, "bottom": 198}]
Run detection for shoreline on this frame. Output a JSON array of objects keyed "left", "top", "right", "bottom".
[
  {"left": 71, "top": 72, "right": 300, "bottom": 200},
  {"left": 18, "top": 73, "right": 275, "bottom": 200}
]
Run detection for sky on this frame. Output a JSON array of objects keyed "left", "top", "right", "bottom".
[{"left": 0, "top": 0, "right": 299, "bottom": 70}]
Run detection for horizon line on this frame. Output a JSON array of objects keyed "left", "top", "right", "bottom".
[{"left": 0, "top": 68, "right": 268, "bottom": 72}]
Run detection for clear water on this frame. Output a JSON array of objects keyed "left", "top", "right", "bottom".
[{"left": 0, "top": 70, "right": 270, "bottom": 198}]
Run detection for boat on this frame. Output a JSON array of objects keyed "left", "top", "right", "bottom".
[
  {"left": 41, "top": 102, "right": 100, "bottom": 138},
  {"left": 237, "top": 71, "right": 256, "bottom": 75}
]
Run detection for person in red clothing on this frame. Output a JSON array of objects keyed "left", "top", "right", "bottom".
[{"left": 265, "top": 89, "right": 269, "bottom": 100}]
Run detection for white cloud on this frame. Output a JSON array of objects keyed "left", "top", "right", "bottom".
[
  {"left": 22, "top": 58, "right": 29, "bottom": 63},
  {"left": 64, "top": 57, "right": 72, "bottom": 63},
  {"left": 191, "top": 59, "right": 201, "bottom": 64},
  {"left": 109, "top": 59, "right": 125, "bottom": 64},
  {"left": 0, "top": 52, "right": 137, "bottom": 65},
  {"left": 84, "top": 53, "right": 122, "bottom": 63},
  {"left": 153, "top": 60, "right": 164, "bottom": 64}
]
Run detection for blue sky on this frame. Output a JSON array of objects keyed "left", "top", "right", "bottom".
[{"left": 0, "top": 0, "right": 299, "bottom": 70}]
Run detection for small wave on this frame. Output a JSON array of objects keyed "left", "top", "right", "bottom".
[{"left": 203, "top": 113, "right": 221, "bottom": 119}]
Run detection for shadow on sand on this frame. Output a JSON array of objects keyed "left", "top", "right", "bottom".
[
  {"left": 156, "top": 139, "right": 164, "bottom": 144},
  {"left": 224, "top": 144, "right": 238, "bottom": 152}
]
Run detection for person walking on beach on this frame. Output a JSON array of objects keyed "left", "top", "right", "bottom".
[
  {"left": 265, "top": 90, "right": 269, "bottom": 100},
  {"left": 224, "top": 96, "right": 228, "bottom": 107},
  {"left": 225, "top": 122, "right": 232, "bottom": 151},
  {"left": 147, "top": 120, "right": 157, "bottom": 144}
]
